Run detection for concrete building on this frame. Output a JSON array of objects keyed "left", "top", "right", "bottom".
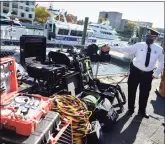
[
  {"left": 1, "top": 0, "right": 36, "bottom": 23},
  {"left": 98, "top": 11, "right": 122, "bottom": 30},
  {"left": 120, "top": 19, "right": 129, "bottom": 31}
]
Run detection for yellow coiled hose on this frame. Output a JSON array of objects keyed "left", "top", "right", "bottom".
[{"left": 52, "top": 95, "right": 92, "bottom": 144}]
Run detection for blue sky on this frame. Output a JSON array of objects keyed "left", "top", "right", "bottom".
[{"left": 37, "top": 1, "right": 164, "bottom": 28}]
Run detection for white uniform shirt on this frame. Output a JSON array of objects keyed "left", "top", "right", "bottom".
[{"left": 110, "top": 42, "right": 164, "bottom": 78}]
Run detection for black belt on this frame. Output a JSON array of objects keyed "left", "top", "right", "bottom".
[{"left": 130, "top": 62, "right": 153, "bottom": 74}]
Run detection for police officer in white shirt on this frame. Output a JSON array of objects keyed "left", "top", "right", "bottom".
[{"left": 104, "top": 29, "right": 164, "bottom": 118}]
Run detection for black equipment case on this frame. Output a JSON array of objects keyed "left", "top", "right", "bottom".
[
  {"left": 25, "top": 57, "right": 66, "bottom": 83},
  {"left": 20, "top": 35, "right": 46, "bottom": 67},
  {"left": 19, "top": 35, "right": 71, "bottom": 96}
]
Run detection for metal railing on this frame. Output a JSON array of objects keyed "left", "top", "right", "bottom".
[{"left": 0, "top": 44, "right": 131, "bottom": 76}]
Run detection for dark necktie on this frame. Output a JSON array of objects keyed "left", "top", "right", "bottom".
[{"left": 145, "top": 45, "right": 151, "bottom": 67}]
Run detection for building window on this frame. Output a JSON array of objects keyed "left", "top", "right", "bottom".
[
  {"left": 31, "top": 1, "right": 35, "bottom": 5},
  {"left": 101, "top": 27, "right": 107, "bottom": 30},
  {"left": 3, "top": 2, "right": 9, "bottom": 7},
  {"left": 70, "top": 30, "right": 82, "bottom": 37},
  {"left": 21, "top": 13, "right": 25, "bottom": 17},
  {"left": 12, "top": 3, "right": 18, "bottom": 9},
  {"left": 70, "top": 30, "right": 77, "bottom": 36},
  {"left": 31, "top": 8, "right": 34, "bottom": 12},
  {"left": 26, "top": 7, "right": 29, "bottom": 12},
  {"left": 26, "top": 1, "right": 29, "bottom": 5},
  {"left": 3, "top": 9, "right": 9, "bottom": 14},
  {"left": 12, "top": 10, "right": 18, "bottom": 15},
  {"left": 76, "top": 31, "right": 83, "bottom": 37},
  {"left": 20, "top": 6, "right": 23, "bottom": 9},
  {"left": 105, "top": 13, "right": 108, "bottom": 19},
  {"left": 29, "top": 14, "right": 32, "bottom": 18},
  {"left": 58, "top": 29, "right": 69, "bottom": 35}
]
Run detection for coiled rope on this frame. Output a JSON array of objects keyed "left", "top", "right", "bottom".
[{"left": 52, "top": 95, "right": 92, "bottom": 144}]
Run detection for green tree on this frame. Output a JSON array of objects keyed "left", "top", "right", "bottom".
[
  {"left": 123, "top": 21, "right": 137, "bottom": 38},
  {"left": 126, "top": 21, "right": 136, "bottom": 32},
  {"left": 152, "top": 27, "right": 158, "bottom": 31},
  {"left": 35, "top": 6, "right": 50, "bottom": 23},
  {"left": 99, "top": 18, "right": 105, "bottom": 23}
]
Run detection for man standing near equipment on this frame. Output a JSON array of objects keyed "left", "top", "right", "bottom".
[{"left": 103, "top": 29, "right": 164, "bottom": 118}]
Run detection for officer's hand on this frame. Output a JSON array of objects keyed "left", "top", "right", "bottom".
[{"left": 102, "top": 45, "right": 110, "bottom": 52}]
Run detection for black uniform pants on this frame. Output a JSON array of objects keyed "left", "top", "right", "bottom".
[{"left": 128, "top": 62, "right": 153, "bottom": 113}]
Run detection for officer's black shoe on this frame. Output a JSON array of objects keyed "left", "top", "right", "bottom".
[
  {"left": 138, "top": 111, "right": 150, "bottom": 119},
  {"left": 126, "top": 110, "right": 134, "bottom": 116}
]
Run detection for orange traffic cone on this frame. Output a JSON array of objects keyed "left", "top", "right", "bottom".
[{"left": 158, "top": 69, "right": 165, "bottom": 97}]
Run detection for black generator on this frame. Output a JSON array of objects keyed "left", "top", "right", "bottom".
[
  {"left": 20, "top": 35, "right": 66, "bottom": 82},
  {"left": 19, "top": 35, "right": 82, "bottom": 96},
  {"left": 48, "top": 50, "right": 95, "bottom": 90}
]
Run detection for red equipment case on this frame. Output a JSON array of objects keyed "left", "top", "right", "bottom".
[{"left": 0, "top": 57, "right": 52, "bottom": 136}]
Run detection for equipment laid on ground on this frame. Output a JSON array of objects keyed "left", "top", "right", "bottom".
[
  {"left": 94, "top": 78, "right": 126, "bottom": 112},
  {"left": 82, "top": 94, "right": 100, "bottom": 111},
  {"left": 48, "top": 51, "right": 75, "bottom": 69},
  {"left": 26, "top": 57, "right": 66, "bottom": 85},
  {"left": 48, "top": 118, "right": 73, "bottom": 144},
  {"left": 61, "top": 71, "right": 82, "bottom": 96},
  {"left": 52, "top": 95, "right": 91, "bottom": 144},
  {"left": 48, "top": 49, "right": 96, "bottom": 95},
  {"left": 18, "top": 79, "right": 34, "bottom": 93},
  {"left": 86, "top": 121, "right": 105, "bottom": 144},
  {"left": 15, "top": 35, "right": 127, "bottom": 143},
  {"left": 20, "top": 35, "right": 66, "bottom": 84},
  {"left": 20, "top": 35, "right": 46, "bottom": 67},
  {"left": 78, "top": 76, "right": 126, "bottom": 113},
  {"left": 22, "top": 111, "right": 73, "bottom": 144},
  {"left": 79, "top": 90, "right": 119, "bottom": 132},
  {"left": 16, "top": 62, "right": 29, "bottom": 85},
  {"left": 19, "top": 35, "right": 71, "bottom": 96},
  {"left": 48, "top": 45, "right": 126, "bottom": 112},
  {"left": 48, "top": 49, "right": 96, "bottom": 89},
  {"left": 0, "top": 111, "right": 73, "bottom": 144},
  {"left": 91, "top": 98, "right": 119, "bottom": 133},
  {"left": 0, "top": 57, "right": 52, "bottom": 136}
]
